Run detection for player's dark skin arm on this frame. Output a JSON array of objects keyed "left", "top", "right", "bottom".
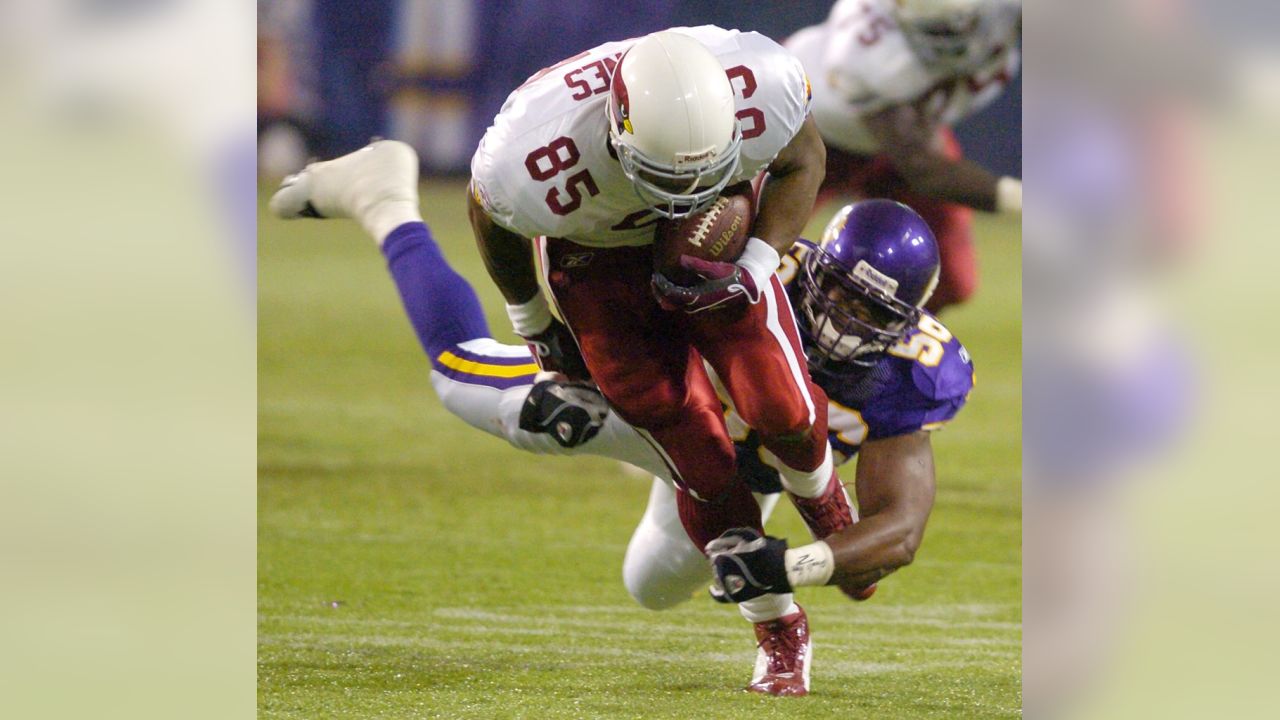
[
  {"left": 824, "top": 430, "right": 937, "bottom": 589},
  {"left": 753, "top": 115, "right": 827, "bottom": 255},
  {"left": 467, "top": 189, "right": 541, "bottom": 304},
  {"left": 864, "top": 101, "right": 1002, "bottom": 212}
]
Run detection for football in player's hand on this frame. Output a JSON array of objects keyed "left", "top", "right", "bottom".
[{"left": 653, "top": 182, "right": 754, "bottom": 285}]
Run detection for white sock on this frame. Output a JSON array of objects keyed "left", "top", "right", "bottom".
[
  {"left": 769, "top": 444, "right": 834, "bottom": 498},
  {"left": 366, "top": 200, "right": 423, "bottom": 247},
  {"left": 738, "top": 593, "right": 798, "bottom": 624}
]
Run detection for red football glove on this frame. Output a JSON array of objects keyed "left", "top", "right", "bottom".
[
  {"left": 651, "top": 237, "right": 779, "bottom": 313},
  {"left": 651, "top": 256, "right": 762, "bottom": 313}
]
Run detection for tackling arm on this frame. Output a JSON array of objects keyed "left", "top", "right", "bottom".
[
  {"left": 826, "top": 430, "right": 937, "bottom": 590},
  {"left": 864, "top": 102, "right": 1020, "bottom": 213},
  {"left": 707, "top": 430, "right": 938, "bottom": 602}
]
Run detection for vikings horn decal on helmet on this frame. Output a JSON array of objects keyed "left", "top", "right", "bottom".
[
  {"left": 606, "top": 31, "right": 743, "bottom": 218},
  {"left": 892, "top": 0, "right": 1021, "bottom": 71},
  {"left": 798, "top": 200, "right": 941, "bottom": 373}
]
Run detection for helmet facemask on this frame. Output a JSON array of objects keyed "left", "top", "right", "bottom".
[
  {"left": 608, "top": 105, "right": 743, "bottom": 219},
  {"left": 799, "top": 251, "right": 919, "bottom": 374},
  {"left": 604, "top": 33, "right": 744, "bottom": 219}
]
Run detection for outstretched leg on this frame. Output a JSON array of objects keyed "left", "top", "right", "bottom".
[
  {"left": 268, "top": 141, "right": 670, "bottom": 477},
  {"left": 381, "top": 221, "right": 493, "bottom": 362}
]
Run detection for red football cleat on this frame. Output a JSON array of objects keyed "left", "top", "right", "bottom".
[
  {"left": 789, "top": 474, "right": 855, "bottom": 540},
  {"left": 747, "top": 607, "right": 812, "bottom": 697}
]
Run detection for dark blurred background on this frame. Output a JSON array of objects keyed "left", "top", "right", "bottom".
[{"left": 258, "top": 0, "right": 1020, "bottom": 177}]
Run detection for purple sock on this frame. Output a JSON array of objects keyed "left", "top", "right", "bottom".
[{"left": 381, "top": 222, "right": 492, "bottom": 365}]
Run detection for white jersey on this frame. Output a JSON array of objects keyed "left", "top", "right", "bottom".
[
  {"left": 786, "top": 0, "right": 1020, "bottom": 155},
  {"left": 470, "top": 25, "right": 812, "bottom": 247}
]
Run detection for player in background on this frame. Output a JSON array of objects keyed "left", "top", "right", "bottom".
[
  {"left": 272, "top": 140, "right": 973, "bottom": 696},
  {"left": 786, "top": 0, "right": 1022, "bottom": 311},
  {"left": 468, "top": 26, "right": 854, "bottom": 677}
]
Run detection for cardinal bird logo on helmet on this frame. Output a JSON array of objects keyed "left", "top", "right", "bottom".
[
  {"left": 610, "top": 62, "right": 634, "bottom": 135},
  {"left": 604, "top": 31, "right": 744, "bottom": 219}
]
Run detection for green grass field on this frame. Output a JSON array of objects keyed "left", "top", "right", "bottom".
[{"left": 258, "top": 180, "right": 1022, "bottom": 719}]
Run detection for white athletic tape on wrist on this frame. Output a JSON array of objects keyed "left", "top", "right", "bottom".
[
  {"left": 738, "top": 237, "right": 782, "bottom": 286},
  {"left": 506, "top": 294, "right": 553, "bottom": 337},
  {"left": 785, "top": 541, "right": 835, "bottom": 587},
  {"left": 996, "top": 176, "right": 1022, "bottom": 214}
]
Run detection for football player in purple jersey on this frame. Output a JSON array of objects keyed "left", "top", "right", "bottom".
[{"left": 706, "top": 199, "right": 975, "bottom": 603}]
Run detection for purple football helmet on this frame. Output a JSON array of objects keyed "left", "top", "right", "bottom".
[{"left": 798, "top": 200, "right": 941, "bottom": 373}]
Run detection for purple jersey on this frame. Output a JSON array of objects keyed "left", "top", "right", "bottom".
[
  {"left": 732, "top": 246, "right": 975, "bottom": 492},
  {"left": 819, "top": 310, "right": 974, "bottom": 456}
]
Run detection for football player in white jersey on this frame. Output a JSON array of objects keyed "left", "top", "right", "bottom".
[
  {"left": 271, "top": 139, "right": 973, "bottom": 697},
  {"left": 786, "top": 0, "right": 1022, "bottom": 311},
  {"left": 468, "top": 26, "right": 855, "bottom": 679}
]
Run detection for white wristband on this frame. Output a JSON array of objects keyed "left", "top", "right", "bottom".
[
  {"left": 505, "top": 294, "right": 553, "bottom": 337},
  {"left": 738, "top": 237, "right": 782, "bottom": 286},
  {"left": 996, "top": 176, "right": 1022, "bottom": 214},
  {"left": 784, "top": 540, "right": 835, "bottom": 588}
]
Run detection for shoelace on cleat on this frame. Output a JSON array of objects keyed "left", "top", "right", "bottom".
[
  {"left": 757, "top": 618, "right": 805, "bottom": 671},
  {"left": 795, "top": 483, "right": 853, "bottom": 536}
]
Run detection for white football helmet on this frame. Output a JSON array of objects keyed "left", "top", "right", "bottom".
[
  {"left": 892, "top": 0, "right": 1021, "bottom": 71},
  {"left": 606, "top": 31, "right": 742, "bottom": 218}
]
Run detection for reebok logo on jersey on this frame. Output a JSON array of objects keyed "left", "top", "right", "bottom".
[{"left": 560, "top": 252, "right": 594, "bottom": 268}]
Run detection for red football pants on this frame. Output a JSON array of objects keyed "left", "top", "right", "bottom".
[
  {"left": 817, "top": 128, "right": 978, "bottom": 312},
  {"left": 538, "top": 239, "right": 830, "bottom": 551}
]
